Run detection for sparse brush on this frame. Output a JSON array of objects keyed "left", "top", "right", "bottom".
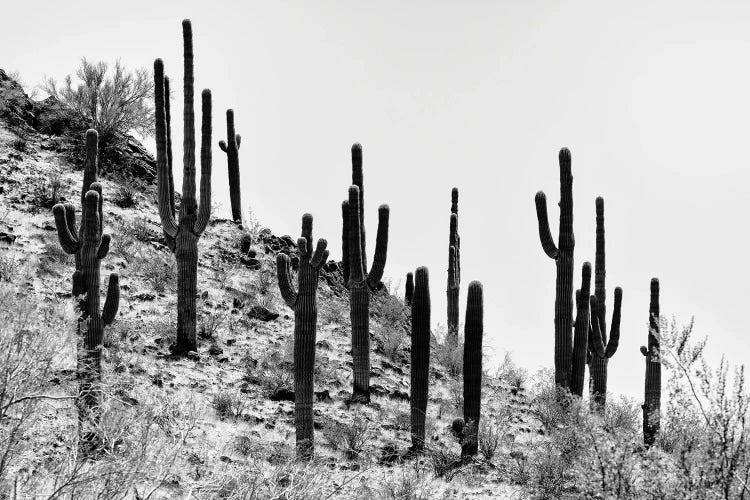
[
  {"left": 211, "top": 391, "right": 245, "bottom": 421},
  {"left": 433, "top": 324, "right": 463, "bottom": 376},
  {"left": 379, "top": 327, "right": 407, "bottom": 361},
  {"left": 426, "top": 448, "right": 463, "bottom": 481},
  {"left": 134, "top": 250, "right": 175, "bottom": 293},
  {"left": 118, "top": 218, "right": 157, "bottom": 243},
  {"left": 113, "top": 181, "right": 138, "bottom": 208},
  {"left": 0, "top": 251, "right": 22, "bottom": 282},
  {"left": 199, "top": 302, "right": 227, "bottom": 340},
  {"left": 30, "top": 171, "right": 63, "bottom": 209},
  {"left": 11, "top": 136, "right": 28, "bottom": 153},
  {"left": 323, "top": 410, "right": 373, "bottom": 459}
]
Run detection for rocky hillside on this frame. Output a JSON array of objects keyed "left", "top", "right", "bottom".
[{"left": 0, "top": 70, "right": 541, "bottom": 499}]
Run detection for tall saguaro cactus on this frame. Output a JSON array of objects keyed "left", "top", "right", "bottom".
[
  {"left": 52, "top": 129, "right": 120, "bottom": 429},
  {"left": 570, "top": 263, "right": 592, "bottom": 397},
  {"left": 447, "top": 188, "right": 461, "bottom": 346},
  {"left": 341, "top": 144, "right": 390, "bottom": 403},
  {"left": 641, "top": 278, "right": 661, "bottom": 447},
  {"left": 277, "top": 214, "right": 329, "bottom": 458},
  {"left": 218, "top": 108, "right": 242, "bottom": 223},
  {"left": 588, "top": 197, "right": 623, "bottom": 410},
  {"left": 405, "top": 272, "right": 414, "bottom": 306},
  {"left": 154, "top": 19, "right": 212, "bottom": 354},
  {"left": 410, "top": 267, "right": 430, "bottom": 452},
  {"left": 462, "top": 281, "right": 483, "bottom": 458},
  {"left": 535, "top": 148, "right": 575, "bottom": 390}
]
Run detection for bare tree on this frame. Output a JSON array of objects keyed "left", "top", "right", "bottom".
[{"left": 42, "top": 58, "right": 154, "bottom": 142}]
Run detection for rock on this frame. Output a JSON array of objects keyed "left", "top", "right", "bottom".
[
  {"left": 240, "top": 255, "right": 261, "bottom": 270},
  {"left": 186, "top": 351, "right": 200, "bottom": 361},
  {"left": 209, "top": 345, "right": 223, "bottom": 356},
  {"left": 270, "top": 388, "right": 295, "bottom": 402},
  {"left": 316, "top": 339, "right": 332, "bottom": 350},
  {"left": 315, "top": 390, "right": 332, "bottom": 403},
  {"left": 0, "top": 232, "right": 15, "bottom": 244},
  {"left": 247, "top": 305, "right": 279, "bottom": 322},
  {"left": 136, "top": 292, "right": 155, "bottom": 301}
]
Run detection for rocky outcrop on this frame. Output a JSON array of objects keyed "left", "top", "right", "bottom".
[{"left": 0, "top": 69, "right": 156, "bottom": 183}]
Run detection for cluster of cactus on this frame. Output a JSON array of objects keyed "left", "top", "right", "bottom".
[
  {"left": 52, "top": 129, "right": 120, "bottom": 431},
  {"left": 341, "top": 144, "right": 390, "bottom": 403},
  {"left": 410, "top": 267, "right": 430, "bottom": 452},
  {"left": 218, "top": 108, "right": 243, "bottom": 223},
  {"left": 588, "top": 197, "right": 623, "bottom": 410},
  {"left": 154, "top": 19, "right": 213, "bottom": 354},
  {"left": 447, "top": 188, "right": 461, "bottom": 345},
  {"left": 641, "top": 278, "right": 661, "bottom": 447},
  {"left": 535, "top": 148, "right": 576, "bottom": 390},
  {"left": 276, "top": 214, "right": 329, "bottom": 458}
]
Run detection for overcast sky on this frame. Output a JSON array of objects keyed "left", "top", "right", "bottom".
[{"left": 4, "top": 0, "right": 750, "bottom": 401}]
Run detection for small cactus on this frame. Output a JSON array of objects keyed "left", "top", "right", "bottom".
[
  {"left": 535, "top": 148, "right": 575, "bottom": 390},
  {"left": 218, "top": 109, "right": 242, "bottom": 223},
  {"left": 447, "top": 188, "right": 460, "bottom": 346},
  {"left": 410, "top": 267, "right": 430, "bottom": 452},
  {"left": 52, "top": 129, "right": 120, "bottom": 430},
  {"left": 462, "top": 281, "right": 483, "bottom": 458},
  {"left": 154, "top": 19, "right": 213, "bottom": 354},
  {"left": 405, "top": 272, "right": 414, "bottom": 306},
  {"left": 588, "top": 197, "right": 623, "bottom": 410},
  {"left": 640, "top": 278, "right": 661, "bottom": 447},
  {"left": 341, "top": 144, "right": 389, "bottom": 403},
  {"left": 570, "top": 263, "right": 591, "bottom": 397},
  {"left": 277, "top": 214, "right": 329, "bottom": 458}
]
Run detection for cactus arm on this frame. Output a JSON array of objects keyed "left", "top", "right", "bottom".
[
  {"left": 448, "top": 245, "right": 459, "bottom": 288},
  {"left": 164, "top": 76, "right": 176, "bottom": 218},
  {"left": 194, "top": 89, "right": 213, "bottom": 236},
  {"left": 640, "top": 346, "right": 648, "bottom": 356},
  {"left": 218, "top": 140, "right": 227, "bottom": 152},
  {"left": 276, "top": 254, "right": 298, "bottom": 308},
  {"left": 341, "top": 200, "right": 350, "bottom": 285},
  {"left": 366, "top": 204, "right": 389, "bottom": 288},
  {"left": 351, "top": 143, "right": 366, "bottom": 268},
  {"left": 589, "top": 295, "right": 606, "bottom": 358},
  {"left": 81, "top": 130, "right": 98, "bottom": 202},
  {"left": 102, "top": 273, "right": 120, "bottom": 325},
  {"left": 52, "top": 204, "right": 79, "bottom": 254},
  {"left": 97, "top": 234, "right": 111, "bottom": 260},
  {"left": 154, "top": 59, "right": 178, "bottom": 238},
  {"left": 310, "top": 239, "right": 329, "bottom": 269},
  {"left": 405, "top": 272, "right": 414, "bottom": 306},
  {"left": 63, "top": 202, "right": 78, "bottom": 237},
  {"left": 605, "top": 287, "right": 622, "bottom": 358},
  {"left": 347, "top": 186, "right": 365, "bottom": 285},
  {"left": 180, "top": 19, "right": 196, "bottom": 219},
  {"left": 236, "top": 134, "right": 241, "bottom": 149},
  {"left": 534, "top": 191, "right": 559, "bottom": 259}
]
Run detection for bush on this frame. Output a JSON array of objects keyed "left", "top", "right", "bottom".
[
  {"left": 30, "top": 171, "right": 63, "bottom": 209},
  {"left": 133, "top": 249, "right": 175, "bottom": 293},
  {"left": 211, "top": 391, "right": 245, "bottom": 421},
  {"left": 433, "top": 324, "right": 463, "bottom": 376},
  {"left": 0, "top": 252, "right": 21, "bottom": 283},
  {"left": 42, "top": 58, "right": 154, "bottom": 141},
  {"left": 323, "top": 410, "right": 373, "bottom": 459},
  {"left": 113, "top": 180, "right": 138, "bottom": 208}
]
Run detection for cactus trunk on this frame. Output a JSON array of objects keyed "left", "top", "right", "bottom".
[
  {"left": 154, "top": 19, "right": 212, "bottom": 355},
  {"left": 642, "top": 278, "right": 661, "bottom": 447},
  {"left": 447, "top": 188, "right": 460, "bottom": 346},
  {"left": 219, "top": 109, "right": 242, "bottom": 223},
  {"left": 462, "top": 281, "right": 483, "bottom": 458},
  {"left": 535, "top": 148, "right": 574, "bottom": 390},
  {"left": 571, "top": 263, "right": 591, "bottom": 397},
  {"left": 410, "top": 267, "right": 430, "bottom": 452},
  {"left": 277, "top": 214, "right": 329, "bottom": 458},
  {"left": 341, "top": 144, "right": 389, "bottom": 403}
]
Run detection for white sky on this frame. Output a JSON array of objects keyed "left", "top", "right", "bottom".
[{"left": 4, "top": 0, "right": 750, "bottom": 401}]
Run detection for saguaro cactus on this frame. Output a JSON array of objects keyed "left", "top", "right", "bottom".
[
  {"left": 154, "top": 19, "right": 212, "bottom": 354},
  {"left": 405, "top": 272, "right": 414, "bottom": 306},
  {"left": 277, "top": 214, "right": 329, "bottom": 458},
  {"left": 588, "top": 197, "right": 623, "bottom": 410},
  {"left": 570, "top": 263, "right": 592, "bottom": 397},
  {"left": 447, "top": 188, "right": 461, "bottom": 346},
  {"left": 218, "top": 108, "right": 242, "bottom": 223},
  {"left": 535, "top": 148, "right": 575, "bottom": 389},
  {"left": 462, "top": 281, "right": 483, "bottom": 458},
  {"left": 341, "top": 144, "right": 389, "bottom": 403},
  {"left": 410, "top": 267, "right": 430, "bottom": 452},
  {"left": 52, "top": 129, "right": 120, "bottom": 429},
  {"left": 641, "top": 278, "right": 661, "bottom": 447}
]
